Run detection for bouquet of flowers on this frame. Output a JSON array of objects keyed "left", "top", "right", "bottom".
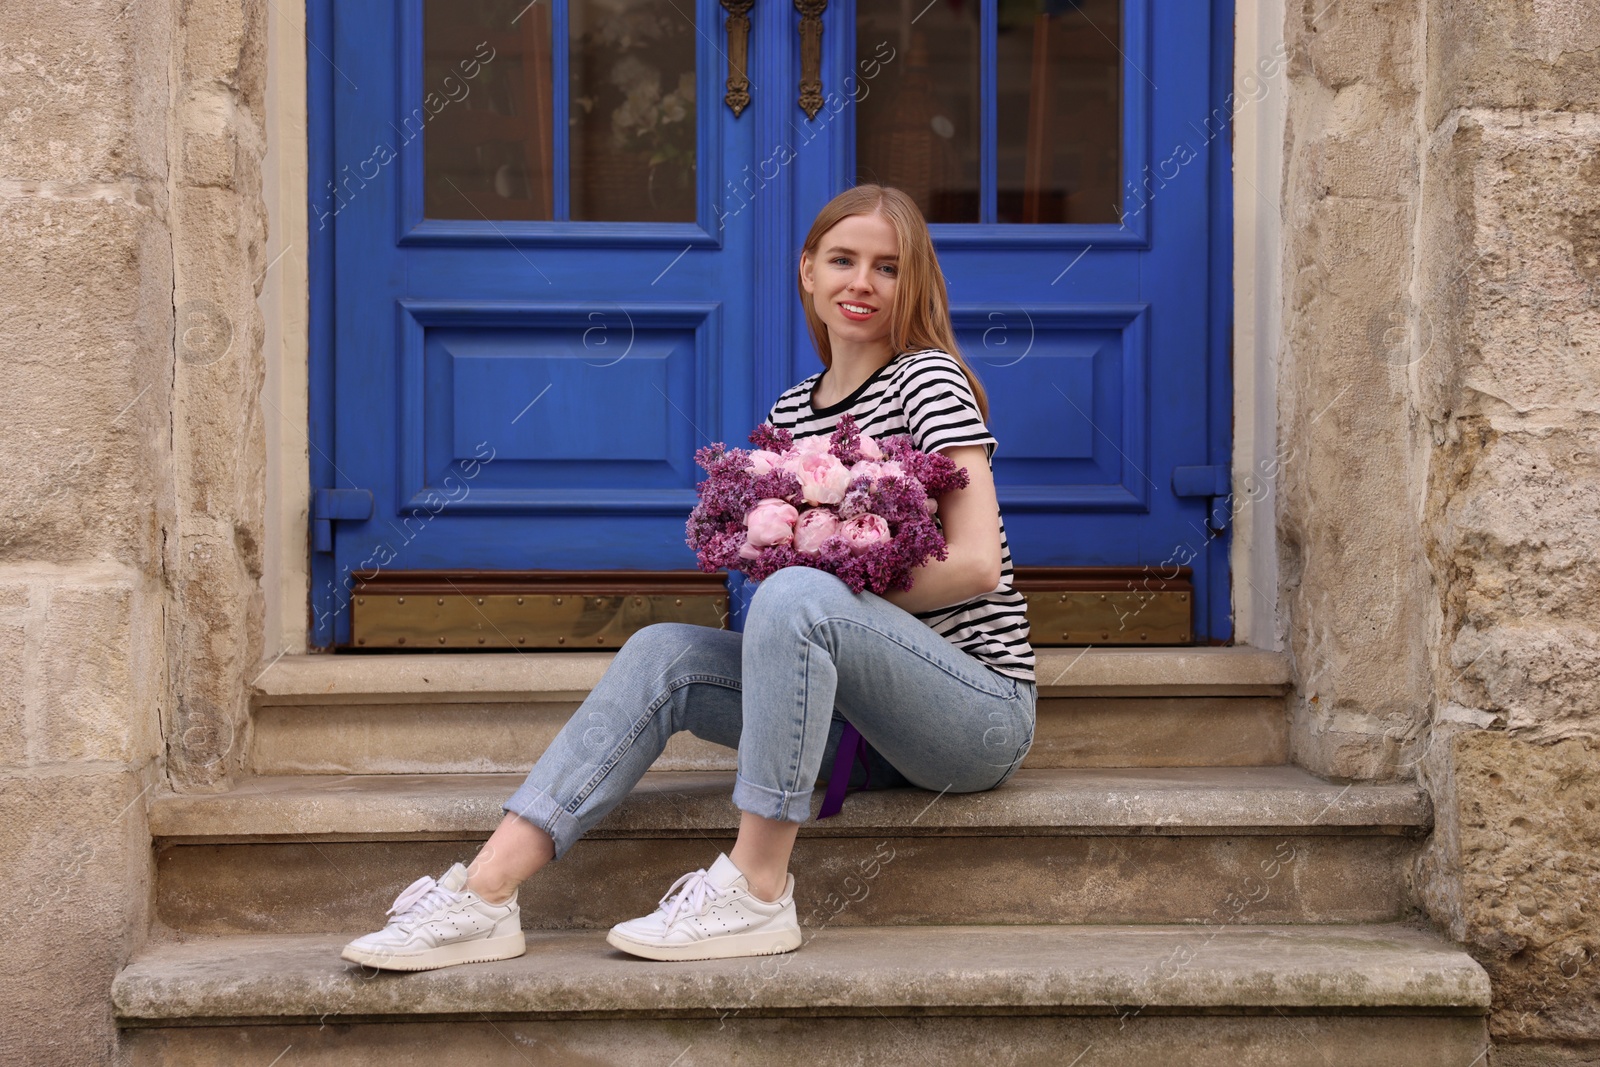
[{"left": 685, "top": 414, "right": 969, "bottom": 594}]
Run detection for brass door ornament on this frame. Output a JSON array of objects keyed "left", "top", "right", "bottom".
[
  {"left": 796, "top": 0, "right": 826, "bottom": 119},
  {"left": 721, "top": 0, "right": 754, "bottom": 116}
]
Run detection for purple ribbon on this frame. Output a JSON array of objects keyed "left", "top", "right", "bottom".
[{"left": 816, "top": 722, "right": 872, "bottom": 820}]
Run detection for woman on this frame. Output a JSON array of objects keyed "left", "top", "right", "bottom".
[{"left": 341, "top": 183, "right": 1036, "bottom": 970}]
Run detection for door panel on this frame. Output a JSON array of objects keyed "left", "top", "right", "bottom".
[
  {"left": 814, "top": 0, "right": 1226, "bottom": 636},
  {"left": 315, "top": 0, "right": 757, "bottom": 645},
  {"left": 311, "top": 0, "right": 1233, "bottom": 647}
]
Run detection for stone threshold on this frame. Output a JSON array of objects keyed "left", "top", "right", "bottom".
[
  {"left": 148, "top": 766, "right": 1429, "bottom": 842},
  {"left": 113, "top": 923, "right": 1489, "bottom": 1025},
  {"left": 250, "top": 646, "right": 1292, "bottom": 705}
]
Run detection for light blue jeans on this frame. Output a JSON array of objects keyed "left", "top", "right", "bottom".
[{"left": 502, "top": 566, "right": 1037, "bottom": 860}]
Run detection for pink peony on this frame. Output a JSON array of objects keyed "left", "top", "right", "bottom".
[
  {"left": 840, "top": 513, "right": 891, "bottom": 554},
  {"left": 746, "top": 450, "right": 783, "bottom": 476},
  {"left": 855, "top": 460, "right": 887, "bottom": 482},
  {"left": 793, "top": 507, "right": 841, "bottom": 554},
  {"left": 858, "top": 433, "right": 885, "bottom": 461},
  {"left": 797, "top": 452, "right": 852, "bottom": 505},
  {"left": 924, "top": 496, "right": 938, "bottom": 515},
  {"left": 877, "top": 459, "right": 905, "bottom": 480},
  {"left": 795, "top": 435, "right": 832, "bottom": 455},
  {"left": 740, "top": 498, "right": 798, "bottom": 559}
]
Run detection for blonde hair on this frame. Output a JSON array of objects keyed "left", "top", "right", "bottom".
[{"left": 798, "top": 183, "right": 990, "bottom": 422}]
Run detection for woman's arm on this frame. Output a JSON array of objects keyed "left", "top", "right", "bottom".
[{"left": 877, "top": 444, "right": 1004, "bottom": 615}]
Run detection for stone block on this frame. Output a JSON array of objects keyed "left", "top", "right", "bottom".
[
  {"left": 1287, "top": 0, "right": 1421, "bottom": 96},
  {"left": 1434, "top": 112, "right": 1600, "bottom": 419},
  {"left": 1439, "top": 427, "right": 1600, "bottom": 628},
  {"left": 0, "top": 616, "right": 28, "bottom": 768},
  {"left": 0, "top": 0, "right": 167, "bottom": 181},
  {"left": 1428, "top": 0, "right": 1600, "bottom": 124},
  {"left": 0, "top": 194, "right": 169, "bottom": 567},
  {"left": 1491, "top": 1041, "right": 1600, "bottom": 1066},
  {"left": 1279, "top": 172, "right": 1434, "bottom": 780},
  {"left": 179, "top": 0, "right": 267, "bottom": 114},
  {"left": 36, "top": 579, "right": 150, "bottom": 764},
  {"left": 183, "top": 128, "right": 237, "bottom": 187},
  {"left": 1296, "top": 88, "right": 1417, "bottom": 202},
  {"left": 1419, "top": 731, "right": 1600, "bottom": 1042},
  {"left": 0, "top": 769, "right": 149, "bottom": 1064}
]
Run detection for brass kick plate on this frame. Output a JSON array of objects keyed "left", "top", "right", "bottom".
[
  {"left": 1021, "top": 590, "right": 1191, "bottom": 645},
  {"left": 345, "top": 566, "right": 1195, "bottom": 650},
  {"left": 352, "top": 592, "right": 727, "bottom": 649}
]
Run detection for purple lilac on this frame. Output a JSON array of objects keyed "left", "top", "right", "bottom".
[{"left": 686, "top": 413, "right": 973, "bottom": 594}]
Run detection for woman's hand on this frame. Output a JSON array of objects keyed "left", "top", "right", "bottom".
[{"left": 877, "top": 444, "right": 1002, "bottom": 614}]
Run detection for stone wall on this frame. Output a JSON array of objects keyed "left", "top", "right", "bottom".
[
  {"left": 1277, "top": 0, "right": 1436, "bottom": 780},
  {"left": 1277, "top": 0, "right": 1600, "bottom": 1051},
  {"left": 0, "top": 0, "right": 267, "bottom": 1060},
  {"left": 1410, "top": 2, "right": 1600, "bottom": 1050}
]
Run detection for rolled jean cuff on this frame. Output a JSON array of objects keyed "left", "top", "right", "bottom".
[
  {"left": 732, "top": 770, "right": 814, "bottom": 825},
  {"left": 502, "top": 782, "right": 583, "bottom": 862}
]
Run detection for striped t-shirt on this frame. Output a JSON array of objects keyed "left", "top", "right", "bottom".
[{"left": 765, "top": 349, "right": 1036, "bottom": 684}]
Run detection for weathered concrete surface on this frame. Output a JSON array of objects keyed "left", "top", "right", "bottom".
[
  {"left": 248, "top": 695, "right": 1290, "bottom": 775},
  {"left": 1277, "top": 0, "right": 1436, "bottom": 781},
  {"left": 157, "top": 832, "right": 1419, "bottom": 933},
  {"left": 147, "top": 768, "right": 1429, "bottom": 932},
  {"left": 1419, "top": 731, "right": 1600, "bottom": 1044},
  {"left": 248, "top": 647, "right": 1293, "bottom": 704},
  {"left": 118, "top": 1015, "right": 1489, "bottom": 1067},
  {"left": 146, "top": 768, "right": 1431, "bottom": 839},
  {"left": 112, "top": 924, "right": 1491, "bottom": 1020}
]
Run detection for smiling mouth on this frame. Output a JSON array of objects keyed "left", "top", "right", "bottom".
[{"left": 838, "top": 301, "right": 877, "bottom": 318}]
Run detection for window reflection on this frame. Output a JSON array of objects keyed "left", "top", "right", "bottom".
[
  {"left": 423, "top": 0, "right": 555, "bottom": 221},
  {"left": 997, "top": 0, "right": 1121, "bottom": 224},
  {"left": 569, "top": 0, "right": 697, "bottom": 222},
  {"left": 855, "top": 0, "right": 981, "bottom": 223}
]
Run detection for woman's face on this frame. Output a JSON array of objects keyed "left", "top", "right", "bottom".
[{"left": 801, "top": 212, "right": 900, "bottom": 350}]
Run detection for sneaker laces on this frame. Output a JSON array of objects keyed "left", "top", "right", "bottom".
[
  {"left": 657, "top": 867, "right": 732, "bottom": 927},
  {"left": 384, "top": 874, "right": 463, "bottom": 928}
]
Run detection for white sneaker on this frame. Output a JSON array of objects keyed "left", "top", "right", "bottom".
[
  {"left": 606, "top": 852, "right": 803, "bottom": 962},
  {"left": 340, "top": 862, "right": 525, "bottom": 972}
]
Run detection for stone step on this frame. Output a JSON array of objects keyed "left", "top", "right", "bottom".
[
  {"left": 113, "top": 924, "right": 1490, "bottom": 1066},
  {"left": 247, "top": 647, "right": 1292, "bottom": 774},
  {"left": 151, "top": 767, "right": 1429, "bottom": 933}
]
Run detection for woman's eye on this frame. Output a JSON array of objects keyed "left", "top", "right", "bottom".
[{"left": 831, "top": 257, "right": 850, "bottom": 266}]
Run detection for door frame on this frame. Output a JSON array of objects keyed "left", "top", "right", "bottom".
[{"left": 260, "top": 0, "right": 1287, "bottom": 656}]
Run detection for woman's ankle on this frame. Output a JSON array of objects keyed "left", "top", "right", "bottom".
[
  {"left": 744, "top": 876, "right": 786, "bottom": 904},
  {"left": 465, "top": 871, "right": 518, "bottom": 904},
  {"left": 728, "top": 856, "right": 787, "bottom": 903}
]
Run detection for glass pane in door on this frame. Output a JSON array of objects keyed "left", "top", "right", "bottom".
[
  {"left": 855, "top": 0, "right": 981, "bottom": 223},
  {"left": 423, "top": 0, "right": 555, "bottom": 220},
  {"left": 996, "top": 0, "right": 1121, "bottom": 223},
  {"left": 569, "top": 0, "right": 697, "bottom": 222}
]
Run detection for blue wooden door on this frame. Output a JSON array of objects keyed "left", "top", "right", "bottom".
[{"left": 311, "top": 0, "right": 1232, "bottom": 647}]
